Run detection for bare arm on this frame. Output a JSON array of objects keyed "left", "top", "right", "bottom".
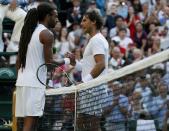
[
  {"left": 90, "top": 54, "right": 105, "bottom": 78},
  {"left": 40, "top": 30, "right": 65, "bottom": 65}
]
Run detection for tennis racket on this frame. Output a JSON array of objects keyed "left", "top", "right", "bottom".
[{"left": 36, "top": 63, "right": 75, "bottom": 88}]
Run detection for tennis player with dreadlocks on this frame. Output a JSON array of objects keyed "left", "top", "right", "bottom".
[{"left": 15, "top": 2, "right": 64, "bottom": 131}]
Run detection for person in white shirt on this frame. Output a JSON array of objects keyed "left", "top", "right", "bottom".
[
  {"left": 109, "top": 46, "right": 125, "bottom": 70},
  {"left": 57, "top": 27, "right": 71, "bottom": 58},
  {"left": 67, "top": 8, "right": 109, "bottom": 131},
  {"left": 15, "top": 2, "right": 61, "bottom": 131},
  {"left": 80, "top": 8, "right": 109, "bottom": 131},
  {"left": 112, "top": 27, "right": 133, "bottom": 55},
  {"left": 160, "top": 26, "right": 169, "bottom": 50},
  {"left": 109, "top": 15, "right": 130, "bottom": 38},
  {"left": 0, "top": 0, "right": 27, "bottom": 52},
  {"left": 79, "top": 11, "right": 109, "bottom": 82}
]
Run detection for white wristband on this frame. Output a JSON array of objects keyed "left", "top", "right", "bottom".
[
  {"left": 82, "top": 74, "right": 93, "bottom": 82},
  {"left": 75, "top": 59, "right": 82, "bottom": 71},
  {"left": 64, "top": 58, "right": 70, "bottom": 65}
]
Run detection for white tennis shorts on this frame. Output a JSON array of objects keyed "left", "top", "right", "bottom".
[{"left": 15, "top": 86, "right": 45, "bottom": 117}]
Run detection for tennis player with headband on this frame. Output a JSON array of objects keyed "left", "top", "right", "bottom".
[{"left": 14, "top": 2, "right": 71, "bottom": 131}]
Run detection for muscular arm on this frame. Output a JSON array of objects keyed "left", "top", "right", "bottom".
[
  {"left": 40, "top": 29, "right": 65, "bottom": 65},
  {"left": 40, "top": 30, "right": 53, "bottom": 63},
  {"left": 90, "top": 54, "right": 105, "bottom": 78}
]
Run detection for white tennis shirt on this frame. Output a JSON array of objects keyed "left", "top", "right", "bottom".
[
  {"left": 78, "top": 32, "right": 109, "bottom": 115},
  {"left": 82, "top": 32, "right": 109, "bottom": 79},
  {"left": 16, "top": 24, "right": 47, "bottom": 88}
]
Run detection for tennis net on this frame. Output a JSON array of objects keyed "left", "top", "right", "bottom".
[{"left": 25, "top": 49, "right": 169, "bottom": 131}]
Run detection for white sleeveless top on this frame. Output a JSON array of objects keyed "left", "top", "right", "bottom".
[{"left": 16, "top": 24, "right": 47, "bottom": 88}]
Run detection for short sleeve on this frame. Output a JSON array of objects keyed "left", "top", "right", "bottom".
[{"left": 91, "top": 37, "right": 106, "bottom": 56}]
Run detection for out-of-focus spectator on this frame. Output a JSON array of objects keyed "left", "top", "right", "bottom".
[
  {"left": 138, "top": 2, "right": 151, "bottom": 22},
  {"left": 109, "top": 16, "right": 130, "bottom": 38},
  {"left": 57, "top": 27, "right": 71, "bottom": 58},
  {"left": 147, "top": 23, "right": 159, "bottom": 39},
  {"left": 112, "top": 27, "right": 133, "bottom": 55},
  {"left": 87, "top": 0, "right": 102, "bottom": 16},
  {"left": 67, "top": 22, "right": 81, "bottom": 50},
  {"left": 131, "top": 0, "right": 142, "bottom": 14},
  {"left": 28, "top": 0, "right": 57, "bottom": 10},
  {"left": 124, "top": 78, "right": 135, "bottom": 98},
  {"left": 156, "top": 4, "right": 169, "bottom": 26},
  {"left": 163, "top": 5, "right": 169, "bottom": 27},
  {"left": 96, "top": 0, "right": 106, "bottom": 16},
  {"left": 2, "top": 33, "right": 11, "bottom": 52},
  {"left": 103, "top": 81, "right": 129, "bottom": 131},
  {"left": 106, "top": 0, "right": 118, "bottom": 14},
  {"left": 52, "top": 22, "right": 62, "bottom": 59},
  {"left": 145, "top": 11, "right": 159, "bottom": 27},
  {"left": 52, "top": 21, "right": 62, "bottom": 41},
  {"left": 101, "top": 26, "right": 109, "bottom": 40},
  {"left": 132, "top": 48, "right": 143, "bottom": 63},
  {"left": 133, "top": 21, "right": 147, "bottom": 50},
  {"left": 67, "top": 0, "right": 84, "bottom": 28},
  {"left": 56, "top": 0, "right": 72, "bottom": 26},
  {"left": 109, "top": 46, "right": 125, "bottom": 70},
  {"left": 129, "top": 91, "right": 148, "bottom": 119},
  {"left": 116, "top": 0, "right": 128, "bottom": 19},
  {"left": 27, "top": 0, "right": 41, "bottom": 10},
  {"left": 0, "top": 0, "right": 26, "bottom": 56},
  {"left": 153, "top": 84, "right": 169, "bottom": 130},
  {"left": 148, "top": 37, "right": 161, "bottom": 56},
  {"left": 160, "top": 26, "right": 169, "bottom": 50},
  {"left": 61, "top": 93, "right": 75, "bottom": 131},
  {"left": 71, "top": 47, "right": 82, "bottom": 82},
  {"left": 126, "top": 6, "right": 140, "bottom": 40},
  {"left": 105, "top": 3, "right": 118, "bottom": 32},
  {"left": 134, "top": 76, "right": 152, "bottom": 110}
]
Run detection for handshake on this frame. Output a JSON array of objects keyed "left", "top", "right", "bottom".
[{"left": 64, "top": 52, "right": 76, "bottom": 66}]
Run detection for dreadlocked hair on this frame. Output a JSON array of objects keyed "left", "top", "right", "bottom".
[
  {"left": 18, "top": 8, "right": 38, "bottom": 69},
  {"left": 18, "top": 2, "right": 56, "bottom": 69}
]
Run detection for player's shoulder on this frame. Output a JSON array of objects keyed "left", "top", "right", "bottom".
[
  {"left": 91, "top": 33, "right": 102, "bottom": 41},
  {"left": 40, "top": 29, "right": 53, "bottom": 38},
  {"left": 91, "top": 33, "right": 108, "bottom": 43},
  {"left": 40, "top": 29, "right": 54, "bottom": 44}
]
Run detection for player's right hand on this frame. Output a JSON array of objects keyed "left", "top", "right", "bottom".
[{"left": 65, "top": 52, "right": 76, "bottom": 66}]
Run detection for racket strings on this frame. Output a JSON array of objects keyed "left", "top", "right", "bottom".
[{"left": 37, "top": 63, "right": 76, "bottom": 88}]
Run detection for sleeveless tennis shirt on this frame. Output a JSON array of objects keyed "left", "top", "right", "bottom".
[{"left": 16, "top": 24, "right": 47, "bottom": 88}]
